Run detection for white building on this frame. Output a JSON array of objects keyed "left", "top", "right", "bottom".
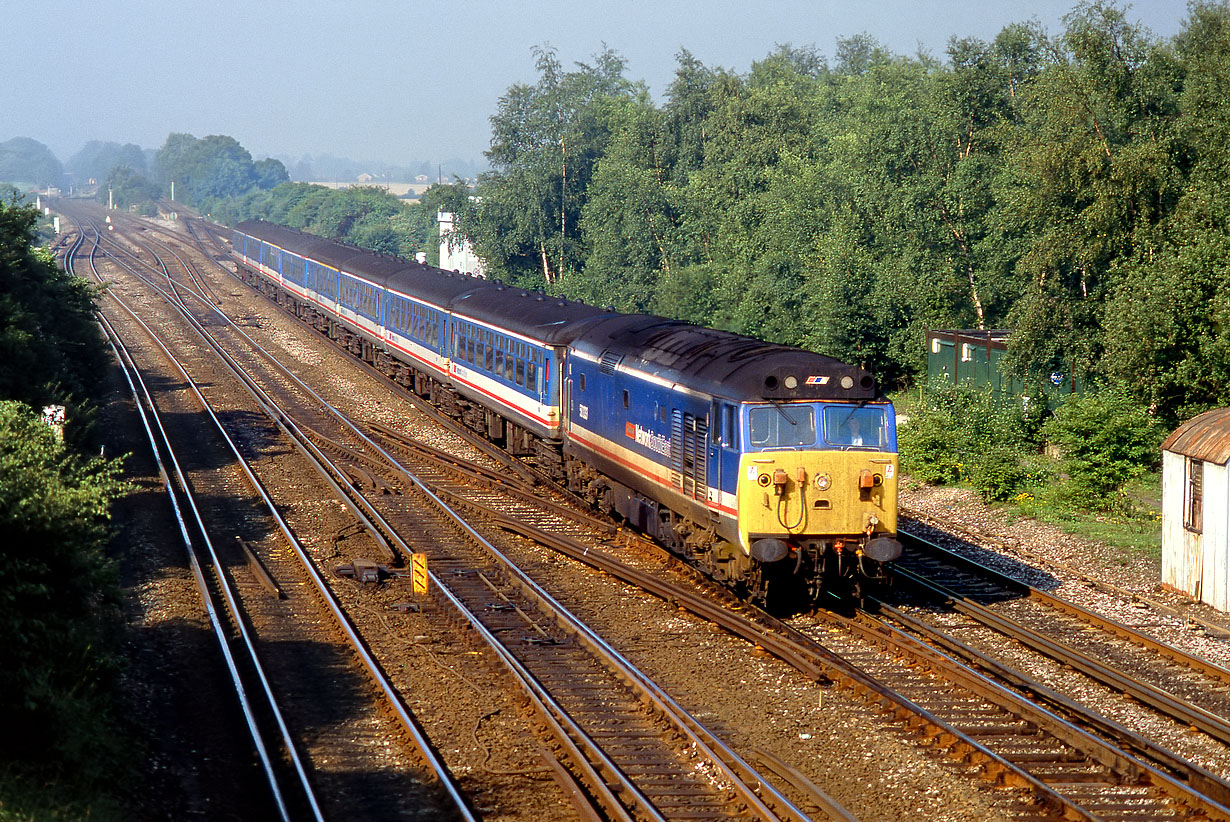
[
  {"left": 437, "top": 211, "right": 485, "bottom": 278},
  {"left": 1161, "top": 408, "right": 1230, "bottom": 610}
]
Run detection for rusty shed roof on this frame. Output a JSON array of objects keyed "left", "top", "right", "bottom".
[{"left": 1162, "top": 408, "right": 1230, "bottom": 465}]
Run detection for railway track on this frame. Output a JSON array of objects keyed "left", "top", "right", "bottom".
[
  {"left": 59, "top": 203, "right": 826, "bottom": 821},
  {"left": 177, "top": 208, "right": 1230, "bottom": 819},
  {"left": 871, "top": 531, "right": 1230, "bottom": 806},
  {"left": 65, "top": 211, "right": 481, "bottom": 821},
  {"left": 57, "top": 202, "right": 1230, "bottom": 820}
]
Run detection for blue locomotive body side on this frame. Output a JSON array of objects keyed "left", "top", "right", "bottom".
[{"left": 564, "top": 351, "right": 742, "bottom": 543}]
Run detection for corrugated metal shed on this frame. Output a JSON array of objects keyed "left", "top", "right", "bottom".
[
  {"left": 1162, "top": 407, "right": 1230, "bottom": 611},
  {"left": 1161, "top": 408, "right": 1230, "bottom": 465}
]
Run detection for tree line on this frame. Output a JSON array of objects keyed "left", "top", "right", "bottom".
[
  {"left": 449, "top": 0, "right": 1230, "bottom": 426},
  {"left": 0, "top": 190, "right": 132, "bottom": 816}
]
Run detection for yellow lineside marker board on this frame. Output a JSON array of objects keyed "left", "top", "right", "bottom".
[{"left": 411, "top": 553, "right": 429, "bottom": 596}]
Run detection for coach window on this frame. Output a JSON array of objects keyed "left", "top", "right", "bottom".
[{"left": 526, "top": 360, "right": 536, "bottom": 392}]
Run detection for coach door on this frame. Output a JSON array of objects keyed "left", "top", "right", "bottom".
[{"left": 670, "top": 410, "right": 708, "bottom": 500}]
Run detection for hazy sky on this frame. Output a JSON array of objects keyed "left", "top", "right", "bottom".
[{"left": 6, "top": 1, "right": 1188, "bottom": 167}]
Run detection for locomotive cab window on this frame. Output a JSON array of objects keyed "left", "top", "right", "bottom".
[
  {"left": 622, "top": 389, "right": 629, "bottom": 409},
  {"left": 823, "top": 406, "right": 887, "bottom": 450},
  {"left": 747, "top": 405, "right": 816, "bottom": 449}
]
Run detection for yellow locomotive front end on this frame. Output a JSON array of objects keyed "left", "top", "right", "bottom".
[{"left": 736, "top": 401, "right": 901, "bottom": 595}]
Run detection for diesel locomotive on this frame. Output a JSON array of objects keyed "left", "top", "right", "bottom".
[{"left": 231, "top": 220, "right": 901, "bottom": 602}]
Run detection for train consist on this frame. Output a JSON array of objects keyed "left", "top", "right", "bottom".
[{"left": 231, "top": 220, "right": 901, "bottom": 601}]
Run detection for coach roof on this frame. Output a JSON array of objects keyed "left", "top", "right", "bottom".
[
  {"left": 237, "top": 220, "right": 416, "bottom": 284},
  {"left": 449, "top": 285, "right": 614, "bottom": 345}
]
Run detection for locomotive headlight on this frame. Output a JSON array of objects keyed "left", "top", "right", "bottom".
[
  {"left": 840, "top": 376, "right": 854, "bottom": 389},
  {"left": 784, "top": 375, "right": 798, "bottom": 389},
  {"left": 814, "top": 473, "right": 831, "bottom": 491}
]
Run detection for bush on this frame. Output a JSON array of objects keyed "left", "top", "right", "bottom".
[
  {"left": 898, "top": 399, "right": 963, "bottom": 484},
  {"left": 1041, "top": 389, "right": 1166, "bottom": 510},
  {"left": 0, "top": 401, "right": 128, "bottom": 772},
  {"left": 966, "top": 444, "right": 1032, "bottom": 502},
  {"left": 899, "top": 380, "right": 1044, "bottom": 500}
]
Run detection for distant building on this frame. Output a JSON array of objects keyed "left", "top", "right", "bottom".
[
  {"left": 1161, "top": 408, "right": 1230, "bottom": 611},
  {"left": 926, "top": 328, "right": 1084, "bottom": 399},
  {"left": 357, "top": 172, "right": 376, "bottom": 183},
  {"left": 438, "top": 211, "right": 485, "bottom": 278}
]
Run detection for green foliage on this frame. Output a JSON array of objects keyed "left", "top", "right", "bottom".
[
  {"left": 67, "top": 140, "right": 147, "bottom": 184},
  {"left": 1041, "top": 389, "right": 1166, "bottom": 509},
  {"left": 96, "top": 165, "right": 161, "bottom": 211},
  {"left": 0, "top": 137, "right": 63, "bottom": 188},
  {"left": 211, "top": 179, "right": 476, "bottom": 266},
  {"left": 0, "top": 401, "right": 130, "bottom": 803},
  {"left": 0, "top": 195, "right": 133, "bottom": 810},
  {"left": 152, "top": 133, "right": 286, "bottom": 206},
  {"left": 0, "top": 191, "right": 110, "bottom": 417},
  {"left": 966, "top": 443, "right": 1035, "bottom": 502},
  {"left": 899, "top": 381, "right": 1043, "bottom": 500},
  {"left": 470, "top": 46, "right": 645, "bottom": 286},
  {"left": 430, "top": 4, "right": 1230, "bottom": 422}
]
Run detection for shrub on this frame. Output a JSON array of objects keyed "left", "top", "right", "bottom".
[
  {"left": 0, "top": 401, "right": 129, "bottom": 778},
  {"left": 1041, "top": 389, "right": 1166, "bottom": 510},
  {"left": 967, "top": 444, "right": 1032, "bottom": 502},
  {"left": 899, "top": 380, "right": 1044, "bottom": 500},
  {"left": 898, "top": 399, "right": 962, "bottom": 484}
]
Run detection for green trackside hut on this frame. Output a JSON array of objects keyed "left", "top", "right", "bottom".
[{"left": 925, "top": 329, "right": 1083, "bottom": 399}]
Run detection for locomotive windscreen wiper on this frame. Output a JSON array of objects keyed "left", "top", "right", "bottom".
[{"left": 767, "top": 398, "right": 797, "bottom": 426}]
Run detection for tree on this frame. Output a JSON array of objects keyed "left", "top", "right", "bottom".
[
  {"left": 997, "top": 1, "right": 1181, "bottom": 388},
  {"left": 254, "top": 157, "right": 290, "bottom": 190},
  {"left": 0, "top": 137, "right": 64, "bottom": 188},
  {"left": 471, "top": 45, "right": 641, "bottom": 286},
  {"left": 152, "top": 133, "right": 274, "bottom": 205},
  {"left": 0, "top": 190, "right": 109, "bottom": 412},
  {"left": 67, "top": 141, "right": 147, "bottom": 185},
  {"left": 1100, "top": 0, "right": 1230, "bottom": 419},
  {"left": 0, "top": 401, "right": 126, "bottom": 765},
  {"left": 96, "top": 165, "right": 160, "bottom": 211}
]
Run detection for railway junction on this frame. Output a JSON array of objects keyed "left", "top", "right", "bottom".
[{"left": 48, "top": 198, "right": 1230, "bottom": 821}]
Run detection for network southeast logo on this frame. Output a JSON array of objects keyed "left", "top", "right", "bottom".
[{"left": 626, "top": 422, "right": 670, "bottom": 456}]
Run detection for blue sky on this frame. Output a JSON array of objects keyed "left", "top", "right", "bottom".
[{"left": 5, "top": 0, "right": 1188, "bottom": 167}]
